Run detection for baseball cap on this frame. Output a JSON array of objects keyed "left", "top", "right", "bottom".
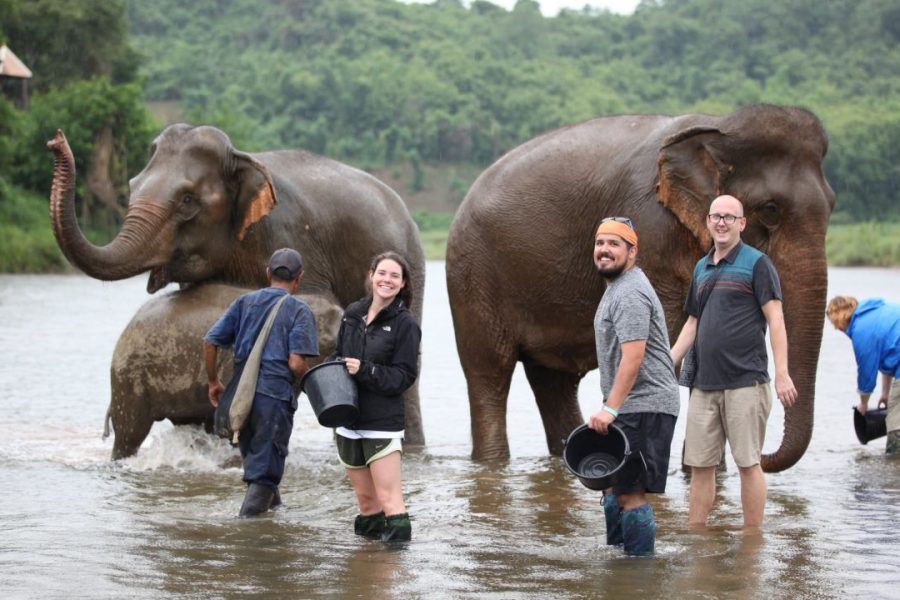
[{"left": 267, "top": 248, "right": 304, "bottom": 279}]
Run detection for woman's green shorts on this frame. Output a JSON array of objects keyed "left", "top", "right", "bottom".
[{"left": 336, "top": 435, "right": 402, "bottom": 469}]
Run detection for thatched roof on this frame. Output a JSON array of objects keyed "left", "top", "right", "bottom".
[{"left": 0, "top": 45, "right": 33, "bottom": 79}]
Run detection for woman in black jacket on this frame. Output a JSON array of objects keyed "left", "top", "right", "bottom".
[{"left": 330, "top": 251, "right": 421, "bottom": 542}]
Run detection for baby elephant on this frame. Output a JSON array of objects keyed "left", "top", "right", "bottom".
[{"left": 104, "top": 283, "right": 342, "bottom": 459}]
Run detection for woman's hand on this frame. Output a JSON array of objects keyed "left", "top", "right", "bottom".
[{"left": 344, "top": 357, "right": 361, "bottom": 375}]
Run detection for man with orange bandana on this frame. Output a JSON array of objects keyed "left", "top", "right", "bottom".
[{"left": 588, "top": 217, "right": 680, "bottom": 557}]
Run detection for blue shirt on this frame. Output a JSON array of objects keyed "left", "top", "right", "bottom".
[
  {"left": 846, "top": 298, "right": 900, "bottom": 393},
  {"left": 204, "top": 287, "right": 319, "bottom": 402}
]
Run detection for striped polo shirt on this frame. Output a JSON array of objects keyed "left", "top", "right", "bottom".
[{"left": 685, "top": 242, "right": 782, "bottom": 391}]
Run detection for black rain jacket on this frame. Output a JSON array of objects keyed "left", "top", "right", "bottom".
[{"left": 328, "top": 296, "right": 420, "bottom": 432}]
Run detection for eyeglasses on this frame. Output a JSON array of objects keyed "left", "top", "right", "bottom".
[
  {"left": 707, "top": 213, "right": 743, "bottom": 225},
  {"left": 601, "top": 216, "right": 634, "bottom": 229}
]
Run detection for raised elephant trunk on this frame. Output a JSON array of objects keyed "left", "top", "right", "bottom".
[
  {"left": 760, "top": 251, "right": 828, "bottom": 472},
  {"left": 47, "top": 129, "right": 168, "bottom": 286}
]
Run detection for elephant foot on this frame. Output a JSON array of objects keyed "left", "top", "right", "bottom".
[{"left": 239, "top": 483, "right": 274, "bottom": 517}]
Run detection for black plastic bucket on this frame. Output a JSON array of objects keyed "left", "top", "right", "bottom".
[
  {"left": 853, "top": 407, "right": 887, "bottom": 445},
  {"left": 299, "top": 361, "right": 359, "bottom": 428},
  {"left": 563, "top": 424, "right": 631, "bottom": 491}
]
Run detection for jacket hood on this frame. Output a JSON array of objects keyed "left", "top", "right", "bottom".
[
  {"left": 854, "top": 297, "right": 885, "bottom": 319},
  {"left": 345, "top": 296, "right": 408, "bottom": 323}
]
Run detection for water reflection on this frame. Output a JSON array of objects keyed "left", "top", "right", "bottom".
[{"left": 1, "top": 266, "right": 900, "bottom": 598}]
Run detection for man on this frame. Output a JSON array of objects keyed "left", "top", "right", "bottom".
[
  {"left": 671, "top": 194, "right": 797, "bottom": 529},
  {"left": 588, "top": 216, "right": 680, "bottom": 557},
  {"left": 204, "top": 248, "right": 319, "bottom": 517},
  {"left": 826, "top": 295, "right": 900, "bottom": 455}
]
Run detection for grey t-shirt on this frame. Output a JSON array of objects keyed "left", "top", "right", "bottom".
[{"left": 594, "top": 267, "right": 680, "bottom": 417}]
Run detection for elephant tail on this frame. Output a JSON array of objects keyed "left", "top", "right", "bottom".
[{"left": 102, "top": 405, "right": 111, "bottom": 440}]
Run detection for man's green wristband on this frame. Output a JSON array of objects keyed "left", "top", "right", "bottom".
[{"left": 602, "top": 405, "right": 619, "bottom": 418}]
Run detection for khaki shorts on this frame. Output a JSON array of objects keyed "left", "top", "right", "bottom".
[
  {"left": 336, "top": 435, "right": 402, "bottom": 469},
  {"left": 887, "top": 377, "right": 900, "bottom": 433},
  {"left": 684, "top": 383, "right": 772, "bottom": 468}
]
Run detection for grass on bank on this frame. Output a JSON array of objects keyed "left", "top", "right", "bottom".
[
  {"left": 825, "top": 221, "right": 900, "bottom": 267},
  {"left": 0, "top": 181, "right": 67, "bottom": 273},
  {"left": 2, "top": 189, "right": 898, "bottom": 270},
  {"left": 415, "top": 217, "right": 900, "bottom": 266}
]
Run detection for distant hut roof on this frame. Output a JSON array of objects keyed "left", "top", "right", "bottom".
[{"left": 0, "top": 45, "right": 33, "bottom": 79}]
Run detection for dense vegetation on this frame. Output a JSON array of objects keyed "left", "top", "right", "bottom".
[{"left": 1, "top": 0, "right": 899, "bottom": 268}]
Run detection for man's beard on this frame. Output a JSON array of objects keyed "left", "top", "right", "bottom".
[{"left": 596, "top": 262, "right": 626, "bottom": 279}]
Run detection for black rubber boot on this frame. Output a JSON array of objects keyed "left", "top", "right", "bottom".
[
  {"left": 381, "top": 513, "right": 412, "bottom": 542},
  {"left": 354, "top": 511, "right": 386, "bottom": 539},
  {"left": 239, "top": 483, "right": 274, "bottom": 517}
]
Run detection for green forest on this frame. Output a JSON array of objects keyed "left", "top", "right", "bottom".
[{"left": 1, "top": 0, "right": 899, "bottom": 270}]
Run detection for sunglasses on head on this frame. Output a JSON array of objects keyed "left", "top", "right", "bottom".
[{"left": 601, "top": 216, "right": 634, "bottom": 229}]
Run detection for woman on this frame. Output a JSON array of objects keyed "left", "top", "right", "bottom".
[
  {"left": 330, "top": 251, "right": 421, "bottom": 542},
  {"left": 826, "top": 295, "right": 900, "bottom": 454}
]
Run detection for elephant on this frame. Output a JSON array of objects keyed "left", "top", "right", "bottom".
[
  {"left": 104, "top": 283, "right": 343, "bottom": 459},
  {"left": 47, "top": 125, "right": 426, "bottom": 444},
  {"left": 446, "top": 104, "right": 835, "bottom": 471}
]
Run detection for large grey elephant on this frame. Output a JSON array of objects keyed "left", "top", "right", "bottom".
[
  {"left": 446, "top": 104, "right": 835, "bottom": 472},
  {"left": 104, "top": 283, "right": 343, "bottom": 459},
  {"left": 47, "top": 125, "right": 426, "bottom": 444}
]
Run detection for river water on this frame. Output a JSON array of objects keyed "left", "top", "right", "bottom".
[{"left": 1, "top": 262, "right": 898, "bottom": 599}]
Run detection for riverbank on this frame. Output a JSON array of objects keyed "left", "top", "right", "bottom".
[{"left": 2, "top": 183, "right": 898, "bottom": 269}]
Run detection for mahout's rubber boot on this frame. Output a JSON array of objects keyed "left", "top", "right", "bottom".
[
  {"left": 354, "top": 511, "right": 386, "bottom": 539},
  {"left": 239, "top": 483, "right": 275, "bottom": 517},
  {"left": 621, "top": 503, "right": 656, "bottom": 557},
  {"left": 887, "top": 430, "right": 900, "bottom": 456},
  {"left": 381, "top": 513, "right": 412, "bottom": 542},
  {"left": 603, "top": 493, "right": 624, "bottom": 546}
]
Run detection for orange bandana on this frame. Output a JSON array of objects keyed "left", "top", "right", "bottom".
[{"left": 595, "top": 220, "right": 638, "bottom": 246}]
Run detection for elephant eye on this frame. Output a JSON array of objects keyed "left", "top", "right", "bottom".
[
  {"left": 181, "top": 193, "right": 195, "bottom": 205},
  {"left": 758, "top": 201, "right": 780, "bottom": 226}
]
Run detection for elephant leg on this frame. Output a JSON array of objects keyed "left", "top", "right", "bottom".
[
  {"left": 111, "top": 411, "right": 154, "bottom": 460},
  {"left": 522, "top": 362, "right": 583, "bottom": 456},
  {"left": 109, "top": 377, "right": 154, "bottom": 460},
  {"left": 456, "top": 328, "right": 517, "bottom": 461},
  {"left": 402, "top": 384, "right": 424, "bottom": 447}
]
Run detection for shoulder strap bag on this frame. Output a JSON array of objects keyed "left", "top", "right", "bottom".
[{"left": 214, "top": 295, "right": 289, "bottom": 443}]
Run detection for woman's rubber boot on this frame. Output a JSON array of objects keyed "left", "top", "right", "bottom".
[
  {"left": 239, "top": 483, "right": 274, "bottom": 517},
  {"left": 603, "top": 493, "right": 624, "bottom": 546},
  {"left": 354, "top": 511, "right": 386, "bottom": 539},
  {"left": 621, "top": 503, "right": 656, "bottom": 557},
  {"left": 381, "top": 513, "right": 412, "bottom": 542}
]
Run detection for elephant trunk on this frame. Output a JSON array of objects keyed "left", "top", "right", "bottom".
[
  {"left": 47, "top": 129, "right": 168, "bottom": 284},
  {"left": 760, "top": 252, "right": 827, "bottom": 473}
]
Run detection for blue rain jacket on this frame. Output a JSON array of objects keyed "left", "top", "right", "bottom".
[{"left": 846, "top": 298, "right": 900, "bottom": 393}]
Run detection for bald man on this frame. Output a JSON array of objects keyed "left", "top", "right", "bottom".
[{"left": 671, "top": 195, "right": 797, "bottom": 529}]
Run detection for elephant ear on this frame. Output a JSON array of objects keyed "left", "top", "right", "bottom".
[
  {"left": 655, "top": 125, "right": 731, "bottom": 249},
  {"left": 232, "top": 150, "right": 277, "bottom": 241}
]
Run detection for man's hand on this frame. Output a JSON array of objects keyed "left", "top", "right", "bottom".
[
  {"left": 208, "top": 381, "right": 224, "bottom": 407},
  {"left": 774, "top": 372, "right": 798, "bottom": 408},
  {"left": 588, "top": 409, "right": 615, "bottom": 435}
]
